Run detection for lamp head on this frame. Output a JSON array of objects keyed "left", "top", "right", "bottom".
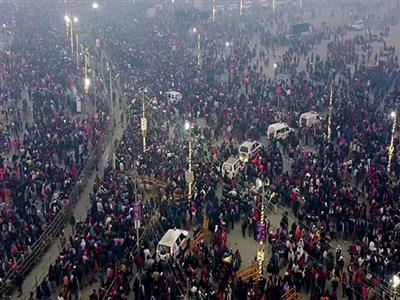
[
  {"left": 256, "top": 178, "right": 263, "bottom": 189},
  {"left": 184, "top": 121, "right": 191, "bottom": 131},
  {"left": 92, "top": 2, "right": 99, "bottom": 9},
  {"left": 84, "top": 78, "right": 91, "bottom": 89},
  {"left": 392, "top": 274, "right": 400, "bottom": 288}
]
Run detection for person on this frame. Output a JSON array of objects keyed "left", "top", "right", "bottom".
[
  {"left": 69, "top": 215, "right": 76, "bottom": 234},
  {"left": 341, "top": 272, "right": 347, "bottom": 298},
  {"left": 15, "top": 271, "right": 23, "bottom": 297},
  {"left": 57, "top": 292, "right": 65, "bottom": 300},
  {"left": 241, "top": 216, "right": 248, "bottom": 238},
  {"left": 89, "top": 289, "right": 98, "bottom": 300}
]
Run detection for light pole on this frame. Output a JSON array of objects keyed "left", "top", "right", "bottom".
[
  {"left": 134, "top": 88, "right": 157, "bottom": 153},
  {"left": 69, "top": 13, "right": 73, "bottom": 53},
  {"left": 64, "top": 14, "right": 70, "bottom": 38},
  {"left": 185, "top": 121, "right": 194, "bottom": 204},
  {"left": 73, "top": 17, "right": 79, "bottom": 69},
  {"left": 255, "top": 178, "right": 269, "bottom": 275},
  {"left": 107, "top": 62, "right": 120, "bottom": 168},
  {"left": 240, "top": 0, "right": 243, "bottom": 15},
  {"left": 84, "top": 49, "right": 90, "bottom": 93},
  {"left": 193, "top": 27, "right": 202, "bottom": 68},
  {"left": 92, "top": 2, "right": 99, "bottom": 42},
  {"left": 328, "top": 88, "right": 333, "bottom": 142},
  {"left": 387, "top": 111, "right": 397, "bottom": 174},
  {"left": 141, "top": 89, "right": 148, "bottom": 153},
  {"left": 212, "top": 0, "right": 216, "bottom": 22},
  {"left": 255, "top": 178, "right": 275, "bottom": 275}
]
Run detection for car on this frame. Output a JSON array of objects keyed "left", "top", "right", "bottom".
[
  {"left": 165, "top": 91, "right": 182, "bottom": 103},
  {"left": 221, "top": 156, "right": 243, "bottom": 179},
  {"left": 267, "top": 123, "right": 292, "bottom": 140},
  {"left": 239, "top": 140, "right": 261, "bottom": 163},
  {"left": 156, "top": 229, "right": 189, "bottom": 261},
  {"left": 299, "top": 111, "right": 321, "bottom": 127},
  {"left": 351, "top": 20, "right": 365, "bottom": 31}
]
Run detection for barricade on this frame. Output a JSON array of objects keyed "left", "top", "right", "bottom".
[
  {"left": 280, "top": 287, "right": 303, "bottom": 300},
  {"left": 190, "top": 217, "right": 210, "bottom": 248},
  {"left": 235, "top": 263, "right": 262, "bottom": 283}
]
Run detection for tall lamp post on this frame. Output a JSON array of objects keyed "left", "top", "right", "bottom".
[
  {"left": 240, "top": 0, "right": 243, "bottom": 15},
  {"left": 64, "top": 14, "right": 70, "bottom": 38},
  {"left": 387, "top": 111, "right": 397, "bottom": 174},
  {"left": 73, "top": 17, "right": 79, "bottom": 69},
  {"left": 185, "top": 121, "right": 194, "bottom": 203},
  {"left": 137, "top": 88, "right": 157, "bottom": 153},
  {"left": 141, "top": 88, "right": 148, "bottom": 153},
  {"left": 92, "top": 2, "right": 99, "bottom": 44},
  {"left": 192, "top": 27, "right": 202, "bottom": 68},
  {"left": 84, "top": 49, "right": 90, "bottom": 93},
  {"left": 255, "top": 178, "right": 269, "bottom": 275},
  {"left": 328, "top": 88, "right": 333, "bottom": 142},
  {"left": 212, "top": 0, "right": 216, "bottom": 22},
  {"left": 106, "top": 62, "right": 120, "bottom": 168},
  {"left": 69, "top": 13, "right": 73, "bottom": 53}
]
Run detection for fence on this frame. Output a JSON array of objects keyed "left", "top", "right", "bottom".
[{"left": 0, "top": 124, "right": 112, "bottom": 298}]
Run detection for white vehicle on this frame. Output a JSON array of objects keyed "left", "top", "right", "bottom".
[
  {"left": 267, "top": 123, "right": 292, "bottom": 140},
  {"left": 239, "top": 140, "right": 261, "bottom": 163},
  {"left": 299, "top": 111, "right": 321, "bottom": 127},
  {"left": 221, "top": 156, "right": 243, "bottom": 179},
  {"left": 157, "top": 229, "right": 189, "bottom": 261},
  {"left": 166, "top": 91, "right": 182, "bottom": 103},
  {"left": 351, "top": 20, "right": 365, "bottom": 31}
]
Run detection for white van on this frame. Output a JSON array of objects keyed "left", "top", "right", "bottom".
[
  {"left": 157, "top": 229, "right": 189, "bottom": 261},
  {"left": 267, "top": 123, "right": 292, "bottom": 140},
  {"left": 239, "top": 140, "right": 261, "bottom": 163},
  {"left": 221, "top": 156, "right": 243, "bottom": 179},
  {"left": 351, "top": 20, "right": 364, "bottom": 31},
  {"left": 166, "top": 91, "right": 182, "bottom": 103},
  {"left": 299, "top": 111, "right": 320, "bottom": 127}
]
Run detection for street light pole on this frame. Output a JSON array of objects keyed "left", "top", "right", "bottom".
[
  {"left": 388, "top": 111, "right": 397, "bottom": 174},
  {"left": 69, "top": 13, "right": 73, "bottom": 53},
  {"left": 92, "top": 3, "right": 99, "bottom": 35},
  {"left": 64, "top": 14, "right": 70, "bottom": 37},
  {"left": 197, "top": 33, "right": 202, "bottom": 68},
  {"left": 256, "top": 179, "right": 266, "bottom": 275},
  {"left": 185, "top": 121, "right": 194, "bottom": 203},
  {"left": 142, "top": 90, "right": 147, "bottom": 153},
  {"left": 84, "top": 50, "right": 90, "bottom": 93},
  {"left": 73, "top": 17, "right": 79, "bottom": 69},
  {"left": 328, "top": 88, "right": 333, "bottom": 142},
  {"left": 256, "top": 178, "right": 274, "bottom": 275},
  {"left": 212, "top": 0, "right": 216, "bottom": 22},
  {"left": 240, "top": 0, "right": 243, "bottom": 15}
]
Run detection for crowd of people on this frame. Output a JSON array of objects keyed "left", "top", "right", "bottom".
[
  {"left": 105, "top": 2, "right": 400, "bottom": 300},
  {"left": 3, "top": 1, "right": 400, "bottom": 300},
  {"left": 0, "top": 1, "right": 109, "bottom": 288}
]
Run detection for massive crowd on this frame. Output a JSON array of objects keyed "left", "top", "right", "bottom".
[
  {"left": 1, "top": 1, "right": 400, "bottom": 300},
  {"left": 0, "top": 1, "right": 109, "bottom": 289}
]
